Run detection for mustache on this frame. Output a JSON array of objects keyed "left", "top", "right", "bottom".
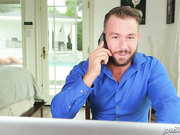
[{"left": 113, "top": 50, "right": 131, "bottom": 54}]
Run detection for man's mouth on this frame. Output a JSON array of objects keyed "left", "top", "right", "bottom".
[
  {"left": 116, "top": 50, "right": 130, "bottom": 56},
  {"left": 118, "top": 52, "right": 127, "bottom": 56}
]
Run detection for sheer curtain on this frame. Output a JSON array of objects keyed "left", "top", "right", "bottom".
[{"left": 177, "top": 3, "right": 180, "bottom": 97}]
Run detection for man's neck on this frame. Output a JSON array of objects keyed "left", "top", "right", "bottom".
[{"left": 106, "top": 62, "right": 131, "bottom": 83}]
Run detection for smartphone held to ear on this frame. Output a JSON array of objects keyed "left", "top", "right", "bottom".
[{"left": 98, "top": 33, "right": 108, "bottom": 49}]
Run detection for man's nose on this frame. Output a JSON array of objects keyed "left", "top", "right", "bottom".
[{"left": 119, "top": 38, "right": 127, "bottom": 49}]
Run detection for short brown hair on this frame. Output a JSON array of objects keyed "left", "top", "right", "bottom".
[{"left": 104, "top": 6, "right": 142, "bottom": 29}]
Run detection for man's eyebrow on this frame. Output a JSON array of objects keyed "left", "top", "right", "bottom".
[
  {"left": 109, "top": 33, "right": 119, "bottom": 36},
  {"left": 128, "top": 33, "right": 137, "bottom": 36},
  {"left": 109, "top": 33, "right": 137, "bottom": 36}
]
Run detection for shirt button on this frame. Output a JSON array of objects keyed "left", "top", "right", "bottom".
[
  {"left": 69, "top": 106, "right": 71, "bottom": 108},
  {"left": 117, "top": 89, "right": 119, "bottom": 92},
  {"left": 116, "top": 117, "right": 119, "bottom": 120},
  {"left": 80, "top": 90, "right": 83, "bottom": 93},
  {"left": 85, "top": 92, "right": 87, "bottom": 95},
  {"left": 117, "top": 106, "right": 119, "bottom": 109}
]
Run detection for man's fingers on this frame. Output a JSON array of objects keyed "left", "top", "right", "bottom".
[{"left": 98, "top": 41, "right": 104, "bottom": 48}]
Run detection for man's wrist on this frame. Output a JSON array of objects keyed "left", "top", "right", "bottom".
[{"left": 82, "top": 73, "right": 96, "bottom": 88}]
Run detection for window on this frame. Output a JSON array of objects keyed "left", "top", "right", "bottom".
[
  {"left": 0, "top": 2, "right": 23, "bottom": 66},
  {"left": 47, "top": 0, "right": 82, "bottom": 95}
]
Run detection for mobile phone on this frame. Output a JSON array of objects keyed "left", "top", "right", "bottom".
[{"left": 98, "top": 33, "right": 108, "bottom": 49}]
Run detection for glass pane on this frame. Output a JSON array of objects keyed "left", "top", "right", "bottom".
[
  {"left": 0, "top": 4, "right": 23, "bottom": 66},
  {"left": 48, "top": 0, "right": 82, "bottom": 95}
]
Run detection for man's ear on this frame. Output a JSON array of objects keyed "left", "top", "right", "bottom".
[{"left": 137, "top": 32, "right": 140, "bottom": 41}]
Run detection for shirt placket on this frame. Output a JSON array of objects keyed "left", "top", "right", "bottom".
[{"left": 114, "top": 83, "right": 122, "bottom": 120}]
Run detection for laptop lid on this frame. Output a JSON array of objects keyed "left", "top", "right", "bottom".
[{"left": 0, "top": 116, "right": 179, "bottom": 135}]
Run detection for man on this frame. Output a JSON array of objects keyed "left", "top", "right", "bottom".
[{"left": 51, "top": 6, "right": 180, "bottom": 123}]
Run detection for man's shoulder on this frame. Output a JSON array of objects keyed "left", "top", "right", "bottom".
[
  {"left": 74, "top": 60, "right": 89, "bottom": 70},
  {"left": 136, "top": 52, "right": 159, "bottom": 63},
  {"left": 78, "top": 60, "right": 89, "bottom": 66},
  {"left": 135, "top": 52, "right": 163, "bottom": 69}
]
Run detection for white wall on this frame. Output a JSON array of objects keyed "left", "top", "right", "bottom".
[
  {"left": 91, "top": 0, "right": 120, "bottom": 50},
  {"left": 90, "top": 0, "right": 180, "bottom": 93}
]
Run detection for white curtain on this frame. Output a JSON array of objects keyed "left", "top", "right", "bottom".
[
  {"left": 62, "top": 22, "right": 72, "bottom": 43},
  {"left": 55, "top": 22, "right": 62, "bottom": 40},
  {"left": 177, "top": 3, "right": 180, "bottom": 97}
]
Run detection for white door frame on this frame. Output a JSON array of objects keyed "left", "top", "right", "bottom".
[
  {"left": 35, "top": 0, "right": 92, "bottom": 105},
  {"left": 35, "top": 0, "right": 50, "bottom": 103}
]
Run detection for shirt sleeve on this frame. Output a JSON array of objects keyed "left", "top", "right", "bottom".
[
  {"left": 51, "top": 63, "right": 93, "bottom": 118},
  {"left": 147, "top": 60, "right": 180, "bottom": 123}
]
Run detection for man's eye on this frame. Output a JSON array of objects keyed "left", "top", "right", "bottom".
[
  {"left": 128, "top": 36, "right": 134, "bottom": 39},
  {"left": 113, "top": 36, "right": 118, "bottom": 39}
]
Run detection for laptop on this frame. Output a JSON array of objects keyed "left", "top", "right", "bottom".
[{"left": 0, "top": 116, "right": 179, "bottom": 135}]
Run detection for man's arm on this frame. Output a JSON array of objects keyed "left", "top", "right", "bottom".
[
  {"left": 83, "top": 42, "right": 112, "bottom": 87},
  {"left": 51, "top": 63, "right": 93, "bottom": 118},
  {"left": 148, "top": 60, "right": 180, "bottom": 123},
  {"left": 51, "top": 42, "right": 111, "bottom": 118}
]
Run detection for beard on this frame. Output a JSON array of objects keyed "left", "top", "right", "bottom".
[{"left": 109, "top": 48, "right": 137, "bottom": 67}]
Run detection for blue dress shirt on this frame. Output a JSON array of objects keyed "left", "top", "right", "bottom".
[{"left": 51, "top": 52, "right": 180, "bottom": 123}]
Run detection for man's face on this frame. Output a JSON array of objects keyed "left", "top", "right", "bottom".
[{"left": 104, "top": 15, "right": 140, "bottom": 66}]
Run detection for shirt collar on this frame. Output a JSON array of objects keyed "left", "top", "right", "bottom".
[
  {"left": 100, "top": 52, "right": 147, "bottom": 80},
  {"left": 131, "top": 52, "right": 146, "bottom": 68}
]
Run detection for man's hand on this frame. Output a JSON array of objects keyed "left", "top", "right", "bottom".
[{"left": 83, "top": 41, "right": 112, "bottom": 87}]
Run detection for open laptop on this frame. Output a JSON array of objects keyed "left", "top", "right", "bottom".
[{"left": 0, "top": 116, "right": 179, "bottom": 135}]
